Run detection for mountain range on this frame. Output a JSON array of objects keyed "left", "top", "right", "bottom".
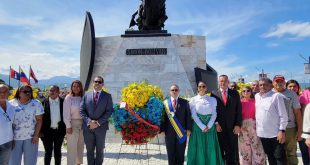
[{"left": 0, "top": 74, "right": 79, "bottom": 89}]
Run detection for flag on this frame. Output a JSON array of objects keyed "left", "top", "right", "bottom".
[
  {"left": 10, "top": 68, "right": 20, "bottom": 80},
  {"left": 20, "top": 68, "right": 30, "bottom": 85},
  {"left": 29, "top": 66, "right": 38, "bottom": 83}
]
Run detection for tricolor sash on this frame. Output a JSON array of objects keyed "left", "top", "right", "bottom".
[
  {"left": 120, "top": 101, "right": 160, "bottom": 131},
  {"left": 163, "top": 99, "right": 187, "bottom": 143}
]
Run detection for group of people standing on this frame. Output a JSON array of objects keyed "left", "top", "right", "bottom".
[
  {"left": 0, "top": 76, "right": 113, "bottom": 165},
  {"left": 161, "top": 75, "right": 310, "bottom": 165},
  {"left": 1, "top": 74, "right": 310, "bottom": 165}
]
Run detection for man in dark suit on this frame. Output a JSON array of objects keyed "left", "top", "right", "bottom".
[
  {"left": 211, "top": 75, "right": 242, "bottom": 165},
  {"left": 41, "top": 85, "right": 66, "bottom": 165},
  {"left": 80, "top": 76, "right": 113, "bottom": 165},
  {"left": 161, "top": 84, "right": 192, "bottom": 165}
]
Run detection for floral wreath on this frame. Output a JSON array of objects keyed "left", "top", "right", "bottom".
[{"left": 112, "top": 82, "right": 164, "bottom": 144}]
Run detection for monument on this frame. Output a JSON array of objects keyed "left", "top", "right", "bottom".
[{"left": 80, "top": 1, "right": 217, "bottom": 102}]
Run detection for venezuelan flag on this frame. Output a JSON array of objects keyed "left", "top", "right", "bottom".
[{"left": 20, "top": 68, "right": 30, "bottom": 85}]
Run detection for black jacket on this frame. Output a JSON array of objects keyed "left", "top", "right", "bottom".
[
  {"left": 211, "top": 89, "right": 242, "bottom": 130},
  {"left": 161, "top": 97, "right": 192, "bottom": 135},
  {"left": 41, "top": 97, "right": 66, "bottom": 137}
]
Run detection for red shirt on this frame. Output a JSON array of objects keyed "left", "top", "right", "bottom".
[{"left": 241, "top": 98, "right": 255, "bottom": 120}]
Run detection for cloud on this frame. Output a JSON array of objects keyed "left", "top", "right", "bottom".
[
  {"left": 31, "top": 18, "right": 83, "bottom": 44},
  {"left": 0, "top": 10, "right": 43, "bottom": 27},
  {"left": 0, "top": 3, "right": 131, "bottom": 79},
  {"left": 169, "top": 6, "right": 262, "bottom": 54},
  {"left": 0, "top": 51, "right": 79, "bottom": 79},
  {"left": 266, "top": 43, "right": 280, "bottom": 48},
  {"left": 207, "top": 54, "right": 247, "bottom": 80},
  {"left": 262, "top": 21, "right": 310, "bottom": 39},
  {"left": 206, "top": 38, "right": 228, "bottom": 53}
]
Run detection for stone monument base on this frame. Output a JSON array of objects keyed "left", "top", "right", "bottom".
[{"left": 89, "top": 34, "right": 206, "bottom": 101}]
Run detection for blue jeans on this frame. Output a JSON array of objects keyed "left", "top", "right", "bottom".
[
  {"left": 0, "top": 141, "right": 13, "bottom": 165},
  {"left": 298, "top": 139, "right": 310, "bottom": 165},
  {"left": 9, "top": 139, "right": 38, "bottom": 165}
]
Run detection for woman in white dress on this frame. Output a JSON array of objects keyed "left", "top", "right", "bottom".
[{"left": 187, "top": 81, "right": 224, "bottom": 165}]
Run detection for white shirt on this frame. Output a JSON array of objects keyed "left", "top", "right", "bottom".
[
  {"left": 189, "top": 95, "right": 217, "bottom": 130},
  {"left": 10, "top": 99, "right": 44, "bottom": 140},
  {"left": 0, "top": 101, "right": 15, "bottom": 145},
  {"left": 255, "top": 90, "right": 288, "bottom": 138},
  {"left": 302, "top": 104, "right": 310, "bottom": 139},
  {"left": 49, "top": 97, "right": 61, "bottom": 129},
  {"left": 219, "top": 88, "right": 228, "bottom": 93},
  {"left": 93, "top": 90, "right": 102, "bottom": 97}
]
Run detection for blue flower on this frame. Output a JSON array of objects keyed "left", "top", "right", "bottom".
[
  {"left": 112, "top": 104, "right": 130, "bottom": 131},
  {"left": 146, "top": 96, "right": 164, "bottom": 126}
]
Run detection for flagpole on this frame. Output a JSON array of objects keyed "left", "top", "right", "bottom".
[
  {"left": 29, "top": 65, "right": 31, "bottom": 86},
  {"left": 18, "top": 66, "right": 21, "bottom": 88},
  {"left": 9, "top": 66, "right": 11, "bottom": 87}
]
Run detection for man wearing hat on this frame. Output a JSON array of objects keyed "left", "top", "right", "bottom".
[{"left": 273, "top": 75, "right": 302, "bottom": 165}]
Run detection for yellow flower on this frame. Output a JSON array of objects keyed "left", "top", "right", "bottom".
[
  {"left": 121, "top": 82, "right": 164, "bottom": 109},
  {"left": 9, "top": 86, "right": 39, "bottom": 100},
  {"left": 236, "top": 82, "right": 251, "bottom": 94}
]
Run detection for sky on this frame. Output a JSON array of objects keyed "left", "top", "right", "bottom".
[{"left": 1, "top": 0, "right": 310, "bottom": 84}]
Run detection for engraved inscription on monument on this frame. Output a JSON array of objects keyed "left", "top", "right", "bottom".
[{"left": 126, "top": 48, "right": 167, "bottom": 55}]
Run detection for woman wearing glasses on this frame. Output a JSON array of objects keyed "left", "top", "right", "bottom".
[
  {"left": 63, "top": 80, "right": 85, "bottom": 165},
  {"left": 238, "top": 86, "right": 265, "bottom": 165},
  {"left": 187, "top": 81, "right": 224, "bottom": 165},
  {"left": 9, "top": 85, "right": 44, "bottom": 165},
  {"left": 0, "top": 84, "right": 15, "bottom": 165}
]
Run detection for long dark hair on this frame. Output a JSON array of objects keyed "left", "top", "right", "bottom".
[
  {"left": 197, "top": 81, "right": 208, "bottom": 95},
  {"left": 14, "top": 85, "right": 34, "bottom": 100},
  {"left": 69, "top": 80, "right": 84, "bottom": 97},
  {"left": 286, "top": 79, "right": 301, "bottom": 95}
]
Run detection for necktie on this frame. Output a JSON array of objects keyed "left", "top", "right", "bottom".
[
  {"left": 94, "top": 92, "right": 99, "bottom": 105},
  {"left": 173, "top": 99, "right": 177, "bottom": 110},
  {"left": 222, "top": 90, "right": 227, "bottom": 106}
]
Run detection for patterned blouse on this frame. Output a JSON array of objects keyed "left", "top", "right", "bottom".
[{"left": 9, "top": 99, "right": 44, "bottom": 140}]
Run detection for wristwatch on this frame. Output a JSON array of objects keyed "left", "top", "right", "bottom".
[{"left": 280, "top": 129, "right": 285, "bottom": 133}]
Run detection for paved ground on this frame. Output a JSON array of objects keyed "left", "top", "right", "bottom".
[
  {"left": 36, "top": 140, "right": 305, "bottom": 165},
  {"left": 37, "top": 142, "right": 168, "bottom": 165},
  {"left": 34, "top": 125, "right": 304, "bottom": 165},
  {"left": 37, "top": 127, "right": 168, "bottom": 165}
]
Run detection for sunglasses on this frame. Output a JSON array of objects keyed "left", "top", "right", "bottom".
[
  {"left": 242, "top": 90, "right": 251, "bottom": 93},
  {"left": 94, "top": 81, "right": 103, "bottom": 84},
  {"left": 198, "top": 85, "right": 206, "bottom": 88},
  {"left": 170, "top": 89, "right": 179, "bottom": 92},
  {"left": 21, "top": 90, "right": 32, "bottom": 94}
]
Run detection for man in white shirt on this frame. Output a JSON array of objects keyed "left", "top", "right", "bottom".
[
  {"left": 255, "top": 77, "right": 288, "bottom": 165},
  {"left": 40, "top": 85, "right": 66, "bottom": 165},
  {"left": 0, "top": 84, "right": 15, "bottom": 165}
]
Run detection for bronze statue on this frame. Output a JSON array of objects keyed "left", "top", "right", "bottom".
[{"left": 129, "top": 0, "right": 168, "bottom": 31}]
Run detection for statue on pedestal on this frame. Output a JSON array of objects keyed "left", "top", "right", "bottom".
[{"left": 129, "top": 0, "right": 168, "bottom": 30}]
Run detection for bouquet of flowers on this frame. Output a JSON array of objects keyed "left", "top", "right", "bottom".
[{"left": 112, "top": 82, "right": 164, "bottom": 144}]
